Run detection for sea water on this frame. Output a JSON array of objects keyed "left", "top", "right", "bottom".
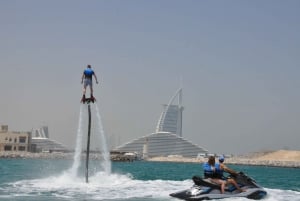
[
  {"left": 1, "top": 104, "right": 299, "bottom": 201},
  {"left": 0, "top": 159, "right": 299, "bottom": 201}
]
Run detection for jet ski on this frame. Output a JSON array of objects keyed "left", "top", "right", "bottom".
[{"left": 170, "top": 172, "right": 267, "bottom": 200}]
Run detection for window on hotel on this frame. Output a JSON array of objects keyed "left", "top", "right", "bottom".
[
  {"left": 4, "top": 145, "right": 12, "bottom": 151},
  {"left": 19, "top": 137, "right": 27, "bottom": 143},
  {"left": 18, "top": 146, "right": 26, "bottom": 151}
]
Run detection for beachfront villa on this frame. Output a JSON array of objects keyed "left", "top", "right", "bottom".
[
  {"left": 0, "top": 125, "right": 31, "bottom": 152},
  {"left": 112, "top": 88, "right": 208, "bottom": 158},
  {"left": 0, "top": 125, "right": 68, "bottom": 153}
]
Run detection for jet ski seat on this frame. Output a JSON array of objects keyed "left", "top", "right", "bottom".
[{"left": 192, "top": 176, "right": 239, "bottom": 192}]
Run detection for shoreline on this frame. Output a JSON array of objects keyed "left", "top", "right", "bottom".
[
  {"left": 147, "top": 150, "right": 300, "bottom": 168},
  {"left": 1, "top": 150, "right": 300, "bottom": 168},
  {"left": 147, "top": 156, "right": 300, "bottom": 168}
]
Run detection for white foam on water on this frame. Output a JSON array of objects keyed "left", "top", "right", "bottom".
[
  {"left": 206, "top": 188, "right": 300, "bottom": 201},
  {"left": 3, "top": 174, "right": 299, "bottom": 201},
  {"left": 264, "top": 188, "right": 300, "bottom": 201},
  {"left": 3, "top": 173, "right": 184, "bottom": 200}
]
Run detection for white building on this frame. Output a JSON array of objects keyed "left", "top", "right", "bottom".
[
  {"left": 113, "top": 88, "right": 208, "bottom": 158},
  {"left": 31, "top": 126, "right": 68, "bottom": 152}
]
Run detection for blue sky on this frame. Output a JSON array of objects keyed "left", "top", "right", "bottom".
[{"left": 1, "top": 0, "right": 300, "bottom": 154}]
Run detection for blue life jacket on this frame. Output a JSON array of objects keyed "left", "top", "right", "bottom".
[
  {"left": 203, "top": 162, "right": 215, "bottom": 178},
  {"left": 84, "top": 68, "right": 94, "bottom": 78}
]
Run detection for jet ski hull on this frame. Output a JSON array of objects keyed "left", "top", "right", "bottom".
[
  {"left": 170, "top": 188, "right": 267, "bottom": 200},
  {"left": 170, "top": 173, "right": 267, "bottom": 200}
]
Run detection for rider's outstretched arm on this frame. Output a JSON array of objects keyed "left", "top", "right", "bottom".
[
  {"left": 223, "top": 165, "right": 238, "bottom": 176},
  {"left": 81, "top": 73, "right": 85, "bottom": 84},
  {"left": 94, "top": 73, "right": 99, "bottom": 84}
]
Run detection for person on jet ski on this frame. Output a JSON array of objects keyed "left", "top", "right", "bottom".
[
  {"left": 215, "top": 155, "right": 246, "bottom": 193},
  {"left": 203, "top": 156, "right": 245, "bottom": 194},
  {"left": 215, "top": 155, "right": 238, "bottom": 177},
  {"left": 203, "top": 156, "right": 226, "bottom": 192}
]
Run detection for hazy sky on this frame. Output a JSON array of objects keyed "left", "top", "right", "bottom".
[{"left": 1, "top": 0, "right": 299, "bottom": 154}]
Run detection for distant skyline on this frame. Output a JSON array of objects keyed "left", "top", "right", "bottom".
[{"left": 1, "top": 0, "right": 299, "bottom": 154}]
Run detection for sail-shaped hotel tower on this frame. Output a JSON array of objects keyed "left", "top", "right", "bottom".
[{"left": 113, "top": 88, "right": 208, "bottom": 158}]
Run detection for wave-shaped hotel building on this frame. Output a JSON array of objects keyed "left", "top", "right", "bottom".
[{"left": 113, "top": 88, "right": 208, "bottom": 158}]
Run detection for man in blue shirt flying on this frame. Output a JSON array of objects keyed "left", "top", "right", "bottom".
[{"left": 81, "top": 64, "right": 99, "bottom": 103}]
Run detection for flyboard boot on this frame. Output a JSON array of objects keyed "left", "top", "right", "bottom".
[
  {"left": 90, "top": 93, "right": 96, "bottom": 103},
  {"left": 81, "top": 94, "right": 86, "bottom": 103}
]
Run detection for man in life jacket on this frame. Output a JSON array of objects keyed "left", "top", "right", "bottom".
[
  {"left": 203, "top": 156, "right": 245, "bottom": 194},
  {"left": 203, "top": 156, "right": 227, "bottom": 193},
  {"left": 81, "top": 64, "right": 99, "bottom": 102},
  {"left": 215, "top": 155, "right": 246, "bottom": 193}
]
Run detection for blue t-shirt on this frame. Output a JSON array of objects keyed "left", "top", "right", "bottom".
[
  {"left": 215, "top": 163, "right": 224, "bottom": 177},
  {"left": 84, "top": 68, "right": 94, "bottom": 79}
]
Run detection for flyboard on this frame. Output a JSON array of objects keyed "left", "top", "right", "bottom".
[{"left": 81, "top": 95, "right": 96, "bottom": 183}]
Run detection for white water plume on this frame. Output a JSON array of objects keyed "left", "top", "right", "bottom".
[
  {"left": 68, "top": 102, "right": 111, "bottom": 180},
  {"left": 69, "top": 104, "right": 86, "bottom": 177},
  {"left": 94, "top": 104, "right": 111, "bottom": 174}
]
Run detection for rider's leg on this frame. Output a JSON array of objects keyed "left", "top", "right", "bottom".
[
  {"left": 211, "top": 179, "right": 226, "bottom": 194},
  {"left": 227, "top": 178, "right": 245, "bottom": 192},
  {"left": 90, "top": 85, "right": 93, "bottom": 97},
  {"left": 83, "top": 87, "right": 86, "bottom": 96},
  {"left": 83, "top": 80, "right": 87, "bottom": 96}
]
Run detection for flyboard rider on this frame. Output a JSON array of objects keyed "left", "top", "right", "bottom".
[{"left": 81, "top": 64, "right": 99, "bottom": 103}]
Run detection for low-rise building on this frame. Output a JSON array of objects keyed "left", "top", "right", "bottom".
[
  {"left": 31, "top": 126, "right": 69, "bottom": 152},
  {"left": 0, "top": 125, "right": 31, "bottom": 152}
]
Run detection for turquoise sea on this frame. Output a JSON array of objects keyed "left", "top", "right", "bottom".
[{"left": 0, "top": 159, "right": 299, "bottom": 201}]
